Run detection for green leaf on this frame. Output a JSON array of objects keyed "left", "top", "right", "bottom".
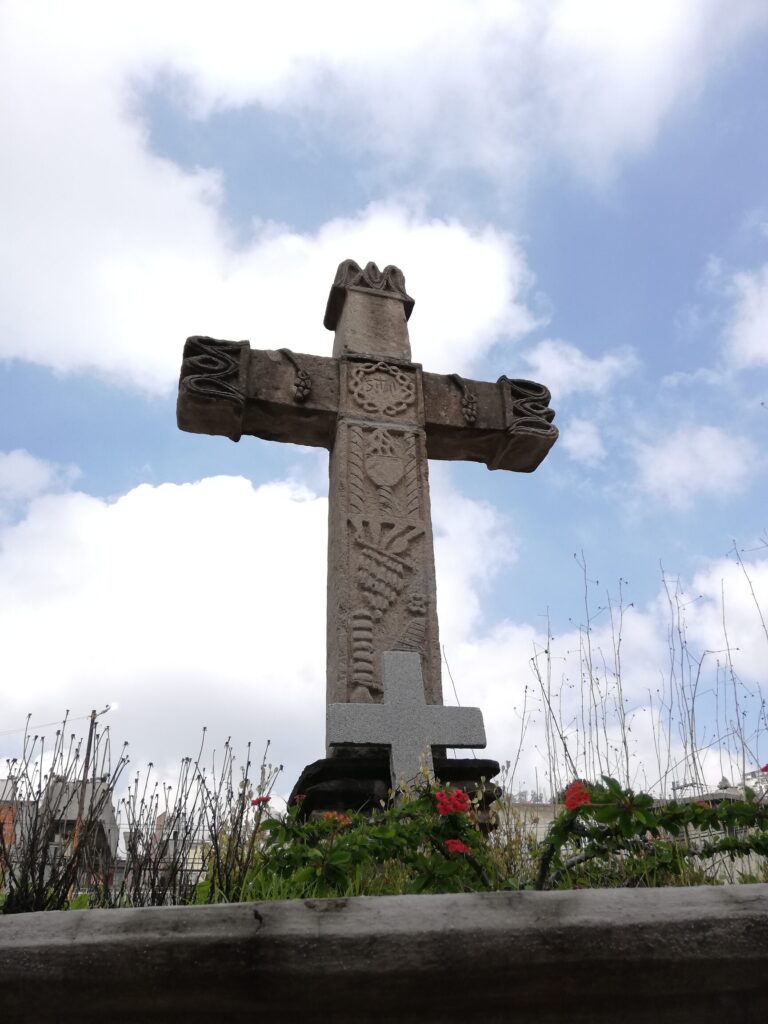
[{"left": 601, "top": 776, "right": 624, "bottom": 797}]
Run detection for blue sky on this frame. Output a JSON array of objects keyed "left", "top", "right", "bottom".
[{"left": 1, "top": 2, "right": 767, "bottom": 800}]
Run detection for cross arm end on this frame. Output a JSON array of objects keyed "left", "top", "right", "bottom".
[
  {"left": 177, "top": 336, "right": 250, "bottom": 442},
  {"left": 423, "top": 372, "right": 558, "bottom": 472},
  {"left": 177, "top": 337, "right": 339, "bottom": 449}
]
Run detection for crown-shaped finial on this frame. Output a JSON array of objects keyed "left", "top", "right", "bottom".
[{"left": 324, "top": 259, "right": 414, "bottom": 330}]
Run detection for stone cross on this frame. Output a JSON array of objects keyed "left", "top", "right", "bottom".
[
  {"left": 177, "top": 260, "right": 557, "bottom": 780},
  {"left": 329, "top": 652, "right": 486, "bottom": 786}
]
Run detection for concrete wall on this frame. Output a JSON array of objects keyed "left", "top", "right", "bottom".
[{"left": 1, "top": 886, "right": 767, "bottom": 1023}]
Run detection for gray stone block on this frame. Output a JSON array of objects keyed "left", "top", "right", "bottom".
[
  {"left": 328, "top": 651, "right": 486, "bottom": 786},
  {"left": 2, "top": 886, "right": 768, "bottom": 1022}
]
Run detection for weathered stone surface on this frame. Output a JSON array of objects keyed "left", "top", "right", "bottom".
[
  {"left": 299, "top": 777, "right": 391, "bottom": 816},
  {"left": 2, "top": 886, "right": 768, "bottom": 1022},
  {"left": 291, "top": 754, "right": 501, "bottom": 791},
  {"left": 176, "top": 260, "right": 558, "bottom": 770},
  {"left": 328, "top": 651, "right": 486, "bottom": 785},
  {"left": 331, "top": 289, "right": 413, "bottom": 362},
  {"left": 177, "top": 344, "right": 559, "bottom": 472},
  {"left": 327, "top": 364, "right": 442, "bottom": 704},
  {"left": 422, "top": 371, "right": 558, "bottom": 472}
]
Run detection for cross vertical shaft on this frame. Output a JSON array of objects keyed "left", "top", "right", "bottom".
[{"left": 324, "top": 262, "right": 442, "bottom": 711}]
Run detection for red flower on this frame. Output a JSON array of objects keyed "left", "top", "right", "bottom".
[
  {"left": 444, "top": 838, "right": 471, "bottom": 855},
  {"left": 564, "top": 781, "right": 591, "bottom": 812},
  {"left": 760, "top": 765, "right": 768, "bottom": 773},
  {"left": 293, "top": 793, "right": 306, "bottom": 803},
  {"left": 435, "top": 790, "right": 472, "bottom": 816},
  {"left": 251, "top": 795, "right": 270, "bottom": 806},
  {"left": 321, "top": 811, "right": 352, "bottom": 826}
]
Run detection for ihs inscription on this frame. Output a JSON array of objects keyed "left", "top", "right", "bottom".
[{"left": 349, "top": 361, "right": 416, "bottom": 417}]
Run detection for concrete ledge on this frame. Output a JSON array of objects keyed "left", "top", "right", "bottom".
[{"left": 2, "top": 886, "right": 768, "bottom": 1023}]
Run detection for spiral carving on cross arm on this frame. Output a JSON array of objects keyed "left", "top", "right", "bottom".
[
  {"left": 497, "top": 376, "right": 557, "bottom": 437},
  {"left": 179, "top": 337, "right": 245, "bottom": 407}
]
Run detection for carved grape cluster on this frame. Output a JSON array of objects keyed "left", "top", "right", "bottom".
[
  {"left": 461, "top": 392, "right": 478, "bottom": 425},
  {"left": 293, "top": 368, "right": 312, "bottom": 403}
]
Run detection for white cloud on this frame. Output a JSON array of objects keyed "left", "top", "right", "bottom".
[
  {"left": 432, "top": 465, "right": 517, "bottom": 645},
  {"left": 560, "top": 418, "right": 607, "bottom": 465},
  {"left": 2, "top": 2, "right": 765, "bottom": 393},
  {"left": 0, "top": 4, "right": 538, "bottom": 393},
  {"left": 0, "top": 475, "right": 328, "bottom": 786},
  {"left": 685, "top": 551, "right": 768, "bottom": 683},
  {"left": 16, "top": 0, "right": 758, "bottom": 181},
  {"left": 634, "top": 425, "right": 759, "bottom": 509},
  {"left": 723, "top": 264, "right": 768, "bottom": 370},
  {"left": 0, "top": 450, "right": 55, "bottom": 503},
  {"left": 0, "top": 465, "right": 518, "bottom": 793},
  {"left": 0, "top": 55, "right": 537, "bottom": 393},
  {"left": 522, "top": 339, "right": 637, "bottom": 398},
  {"left": 1, "top": 463, "right": 765, "bottom": 800},
  {"left": 444, "top": 547, "right": 768, "bottom": 796},
  {"left": 0, "top": 450, "right": 78, "bottom": 508}
]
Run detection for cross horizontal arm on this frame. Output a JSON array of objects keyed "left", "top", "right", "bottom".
[
  {"left": 177, "top": 337, "right": 558, "bottom": 473},
  {"left": 327, "top": 703, "right": 485, "bottom": 751},
  {"left": 423, "top": 371, "right": 558, "bottom": 473},
  {"left": 422, "top": 706, "right": 486, "bottom": 748},
  {"left": 177, "top": 337, "right": 339, "bottom": 447}
]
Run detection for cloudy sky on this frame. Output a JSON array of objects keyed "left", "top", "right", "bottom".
[{"left": 1, "top": 1, "right": 767, "bottom": 802}]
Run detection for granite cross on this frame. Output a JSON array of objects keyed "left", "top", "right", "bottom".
[
  {"left": 328, "top": 651, "right": 487, "bottom": 787},
  {"left": 177, "top": 259, "right": 557, "bottom": 785}
]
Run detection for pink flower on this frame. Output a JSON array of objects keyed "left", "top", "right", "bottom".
[
  {"left": 293, "top": 793, "right": 306, "bottom": 803},
  {"left": 251, "top": 796, "right": 270, "bottom": 806},
  {"left": 564, "top": 782, "right": 591, "bottom": 812},
  {"left": 444, "top": 838, "right": 470, "bottom": 855}
]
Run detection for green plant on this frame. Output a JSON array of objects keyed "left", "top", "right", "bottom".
[
  {"left": 231, "top": 786, "right": 505, "bottom": 900},
  {"left": 535, "top": 776, "right": 768, "bottom": 890}
]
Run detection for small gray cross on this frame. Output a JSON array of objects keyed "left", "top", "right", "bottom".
[{"left": 327, "top": 651, "right": 487, "bottom": 788}]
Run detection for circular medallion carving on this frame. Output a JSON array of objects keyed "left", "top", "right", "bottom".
[{"left": 349, "top": 362, "right": 416, "bottom": 418}]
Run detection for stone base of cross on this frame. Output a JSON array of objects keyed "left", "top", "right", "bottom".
[{"left": 327, "top": 651, "right": 487, "bottom": 789}]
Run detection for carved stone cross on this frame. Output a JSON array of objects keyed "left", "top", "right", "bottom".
[{"left": 177, "top": 259, "right": 557, "bottom": 782}]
